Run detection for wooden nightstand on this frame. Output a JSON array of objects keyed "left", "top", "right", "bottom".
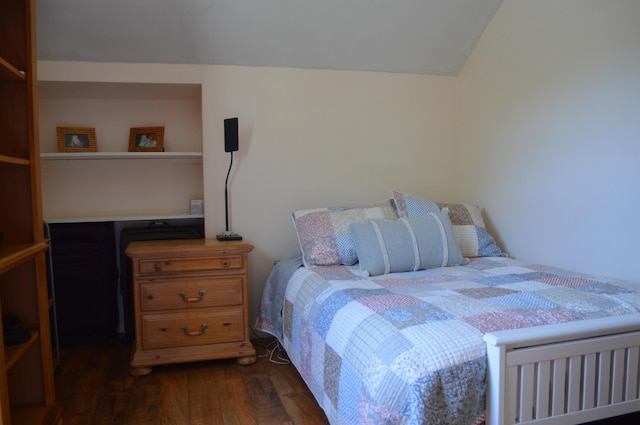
[{"left": 125, "top": 239, "right": 256, "bottom": 376}]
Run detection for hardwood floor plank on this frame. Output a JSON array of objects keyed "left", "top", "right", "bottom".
[
  {"left": 66, "top": 345, "right": 115, "bottom": 425},
  {"left": 215, "top": 360, "right": 259, "bottom": 425},
  {"left": 187, "top": 363, "right": 224, "bottom": 425},
  {"left": 157, "top": 364, "right": 190, "bottom": 425},
  {"left": 106, "top": 377, "right": 136, "bottom": 424},
  {"left": 125, "top": 374, "right": 161, "bottom": 424},
  {"left": 240, "top": 371, "right": 293, "bottom": 425},
  {"left": 92, "top": 388, "right": 129, "bottom": 425},
  {"left": 91, "top": 345, "right": 133, "bottom": 425},
  {"left": 269, "top": 368, "right": 328, "bottom": 425},
  {"left": 250, "top": 336, "right": 326, "bottom": 425}
]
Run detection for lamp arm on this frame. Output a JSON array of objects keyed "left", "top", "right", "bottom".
[{"left": 224, "top": 151, "right": 234, "bottom": 232}]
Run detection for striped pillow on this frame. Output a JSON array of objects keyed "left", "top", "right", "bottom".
[
  {"left": 349, "top": 211, "right": 464, "bottom": 276},
  {"left": 391, "top": 190, "right": 505, "bottom": 258}
]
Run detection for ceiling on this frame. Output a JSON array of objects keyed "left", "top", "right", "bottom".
[{"left": 36, "top": 0, "right": 503, "bottom": 76}]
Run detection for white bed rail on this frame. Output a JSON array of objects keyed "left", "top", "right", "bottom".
[{"left": 483, "top": 314, "right": 640, "bottom": 425}]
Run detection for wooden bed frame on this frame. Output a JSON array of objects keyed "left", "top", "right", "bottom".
[{"left": 484, "top": 313, "right": 640, "bottom": 425}]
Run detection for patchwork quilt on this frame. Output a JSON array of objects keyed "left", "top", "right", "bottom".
[{"left": 261, "top": 257, "right": 640, "bottom": 425}]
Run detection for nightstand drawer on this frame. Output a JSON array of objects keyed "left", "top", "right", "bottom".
[
  {"left": 137, "top": 255, "right": 244, "bottom": 275},
  {"left": 141, "top": 308, "right": 244, "bottom": 349},
  {"left": 140, "top": 277, "right": 243, "bottom": 312}
]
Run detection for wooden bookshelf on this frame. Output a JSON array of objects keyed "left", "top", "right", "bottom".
[{"left": 0, "top": 0, "right": 61, "bottom": 423}]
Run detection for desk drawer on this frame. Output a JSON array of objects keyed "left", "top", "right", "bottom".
[
  {"left": 141, "top": 308, "right": 244, "bottom": 349},
  {"left": 140, "top": 277, "right": 243, "bottom": 312},
  {"left": 137, "top": 255, "right": 244, "bottom": 275}
]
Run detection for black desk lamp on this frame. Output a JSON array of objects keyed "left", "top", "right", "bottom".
[{"left": 216, "top": 117, "right": 242, "bottom": 241}]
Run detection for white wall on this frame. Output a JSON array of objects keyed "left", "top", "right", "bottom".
[
  {"left": 457, "top": 0, "right": 640, "bottom": 283},
  {"left": 201, "top": 66, "right": 458, "bottom": 320}
]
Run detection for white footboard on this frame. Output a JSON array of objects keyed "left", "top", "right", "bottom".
[{"left": 483, "top": 314, "right": 640, "bottom": 425}]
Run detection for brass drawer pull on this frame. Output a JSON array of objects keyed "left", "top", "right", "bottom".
[
  {"left": 222, "top": 259, "right": 230, "bottom": 268},
  {"left": 178, "top": 289, "right": 206, "bottom": 302},
  {"left": 181, "top": 323, "right": 208, "bottom": 336},
  {"left": 154, "top": 262, "right": 162, "bottom": 271}
]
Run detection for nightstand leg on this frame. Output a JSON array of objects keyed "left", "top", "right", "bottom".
[
  {"left": 237, "top": 355, "right": 257, "bottom": 365},
  {"left": 130, "top": 366, "right": 153, "bottom": 377}
]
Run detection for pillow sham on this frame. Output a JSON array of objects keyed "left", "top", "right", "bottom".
[
  {"left": 349, "top": 212, "right": 464, "bottom": 276},
  {"left": 437, "top": 202, "right": 506, "bottom": 258},
  {"left": 292, "top": 201, "right": 398, "bottom": 267},
  {"left": 436, "top": 202, "right": 485, "bottom": 227},
  {"left": 391, "top": 190, "right": 440, "bottom": 218}
]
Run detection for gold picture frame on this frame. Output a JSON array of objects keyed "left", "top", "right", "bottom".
[
  {"left": 128, "top": 126, "right": 165, "bottom": 152},
  {"left": 56, "top": 127, "right": 97, "bottom": 152}
]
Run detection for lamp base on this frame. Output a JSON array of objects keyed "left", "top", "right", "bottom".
[{"left": 216, "top": 231, "right": 243, "bottom": 241}]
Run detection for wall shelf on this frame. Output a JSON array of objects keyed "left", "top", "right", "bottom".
[
  {"left": 41, "top": 152, "right": 202, "bottom": 161},
  {"left": 44, "top": 213, "right": 204, "bottom": 224}
]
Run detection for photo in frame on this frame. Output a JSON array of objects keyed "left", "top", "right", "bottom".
[
  {"left": 128, "top": 126, "right": 165, "bottom": 152},
  {"left": 56, "top": 127, "right": 97, "bottom": 152},
  {"left": 190, "top": 199, "right": 204, "bottom": 215}
]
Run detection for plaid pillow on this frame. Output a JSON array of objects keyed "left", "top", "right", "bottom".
[
  {"left": 292, "top": 201, "right": 398, "bottom": 267},
  {"left": 391, "top": 190, "right": 440, "bottom": 218}
]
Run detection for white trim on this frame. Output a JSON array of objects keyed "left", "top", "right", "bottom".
[
  {"left": 372, "top": 222, "right": 391, "bottom": 274},
  {"left": 400, "top": 218, "right": 421, "bottom": 271},
  {"left": 428, "top": 212, "right": 449, "bottom": 267}
]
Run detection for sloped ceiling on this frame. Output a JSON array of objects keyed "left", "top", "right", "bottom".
[{"left": 36, "top": 0, "right": 503, "bottom": 76}]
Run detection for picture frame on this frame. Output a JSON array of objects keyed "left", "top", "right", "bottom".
[
  {"left": 190, "top": 199, "right": 204, "bottom": 215},
  {"left": 128, "top": 126, "right": 165, "bottom": 152},
  {"left": 56, "top": 127, "right": 97, "bottom": 152}
]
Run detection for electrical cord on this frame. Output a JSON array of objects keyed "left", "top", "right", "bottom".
[{"left": 250, "top": 326, "right": 290, "bottom": 365}]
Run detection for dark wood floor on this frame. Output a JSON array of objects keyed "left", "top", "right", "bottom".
[
  {"left": 54, "top": 337, "right": 329, "bottom": 425},
  {"left": 55, "top": 337, "right": 640, "bottom": 425}
]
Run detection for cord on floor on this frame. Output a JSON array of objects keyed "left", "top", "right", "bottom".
[{"left": 250, "top": 326, "right": 290, "bottom": 365}]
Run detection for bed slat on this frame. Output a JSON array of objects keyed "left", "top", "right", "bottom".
[
  {"left": 597, "top": 351, "right": 612, "bottom": 407},
  {"left": 625, "top": 346, "right": 639, "bottom": 401},
  {"left": 612, "top": 348, "right": 625, "bottom": 404},
  {"left": 520, "top": 364, "right": 535, "bottom": 422},
  {"left": 583, "top": 353, "right": 597, "bottom": 410},
  {"left": 506, "top": 361, "right": 519, "bottom": 423},
  {"left": 535, "top": 361, "right": 551, "bottom": 419},
  {"left": 567, "top": 355, "right": 582, "bottom": 413},
  {"left": 551, "top": 359, "right": 567, "bottom": 417}
]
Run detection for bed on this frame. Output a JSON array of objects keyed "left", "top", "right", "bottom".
[{"left": 255, "top": 192, "right": 640, "bottom": 425}]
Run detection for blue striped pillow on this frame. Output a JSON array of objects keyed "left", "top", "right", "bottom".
[{"left": 349, "top": 211, "right": 464, "bottom": 276}]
